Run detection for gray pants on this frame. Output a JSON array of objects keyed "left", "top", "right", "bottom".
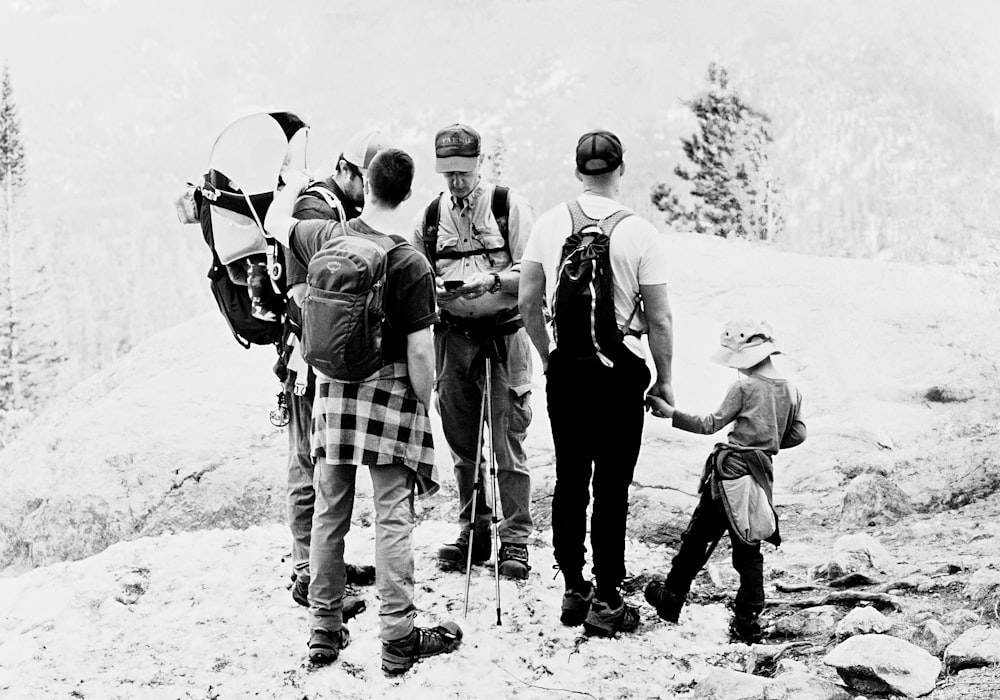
[
  {"left": 309, "top": 461, "right": 416, "bottom": 642},
  {"left": 434, "top": 326, "right": 533, "bottom": 544},
  {"left": 287, "top": 389, "right": 314, "bottom": 575}
]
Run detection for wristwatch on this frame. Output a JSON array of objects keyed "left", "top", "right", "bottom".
[{"left": 488, "top": 273, "right": 502, "bottom": 294}]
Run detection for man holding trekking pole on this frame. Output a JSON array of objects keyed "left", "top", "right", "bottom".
[{"left": 413, "top": 123, "right": 537, "bottom": 581}]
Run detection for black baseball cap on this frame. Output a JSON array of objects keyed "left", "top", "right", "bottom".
[{"left": 576, "top": 129, "right": 625, "bottom": 175}]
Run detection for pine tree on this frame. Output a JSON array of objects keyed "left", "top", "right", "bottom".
[
  {"left": 652, "top": 63, "right": 784, "bottom": 241},
  {"left": 0, "top": 63, "right": 31, "bottom": 443}
]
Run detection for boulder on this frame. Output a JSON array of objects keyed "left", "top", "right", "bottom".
[
  {"left": 836, "top": 607, "right": 892, "bottom": 638},
  {"left": 694, "top": 665, "right": 851, "bottom": 700},
  {"left": 963, "top": 567, "right": 1000, "bottom": 614},
  {"left": 840, "top": 473, "right": 914, "bottom": 528},
  {"left": 912, "top": 619, "right": 953, "bottom": 656},
  {"left": 772, "top": 605, "right": 840, "bottom": 638},
  {"left": 824, "top": 634, "right": 941, "bottom": 697},
  {"left": 942, "top": 609, "right": 981, "bottom": 629},
  {"left": 812, "top": 534, "right": 893, "bottom": 580},
  {"left": 944, "top": 625, "right": 1000, "bottom": 673},
  {"left": 693, "top": 667, "right": 769, "bottom": 700},
  {"left": 769, "top": 669, "right": 853, "bottom": 700}
]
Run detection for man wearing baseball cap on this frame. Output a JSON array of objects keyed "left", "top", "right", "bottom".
[
  {"left": 281, "top": 128, "right": 388, "bottom": 618},
  {"left": 519, "top": 129, "right": 675, "bottom": 636},
  {"left": 413, "top": 123, "right": 537, "bottom": 580}
]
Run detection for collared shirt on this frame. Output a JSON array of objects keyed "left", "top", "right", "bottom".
[{"left": 412, "top": 179, "right": 534, "bottom": 319}]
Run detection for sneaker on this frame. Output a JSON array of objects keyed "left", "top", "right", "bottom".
[
  {"left": 729, "top": 612, "right": 762, "bottom": 644},
  {"left": 583, "top": 596, "right": 641, "bottom": 637},
  {"left": 381, "top": 622, "right": 463, "bottom": 675},
  {"left": 643, "top": 579, "right": 684, "bottom": 623},
  {"left": 498, "top": 543, "right": 531, "bottom": 580},
  {"left": 560, "top": 581, "right": 594, "bottom": 626},
  {"left": 346, "top": 563, "right": 376, "bottom": 586},
  {"left": 437, "top": 529, "right": 491, "bottom": 571},
  {"left": 308, "top": 627, "right": 350, "bottom": 665}
]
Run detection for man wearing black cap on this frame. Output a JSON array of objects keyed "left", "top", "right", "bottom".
[
  {"left": 519, "top": 129, "right": 674, "bottom": 636},
  {"left": 414, "top": 124, "right": 536, "bottom": 580}
]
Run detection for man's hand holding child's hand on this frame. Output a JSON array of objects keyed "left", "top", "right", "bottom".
[{"left": 645, "top": 394, "right": 674, "bottom": 419}]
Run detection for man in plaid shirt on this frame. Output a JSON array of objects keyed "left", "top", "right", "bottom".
[{"left": 266, "top": 148, "right": 463, "bottom": 674}]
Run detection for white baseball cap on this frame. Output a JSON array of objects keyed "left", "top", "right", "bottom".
[{"left": 342, "top": 129, "right": 388, "bottom": 173}]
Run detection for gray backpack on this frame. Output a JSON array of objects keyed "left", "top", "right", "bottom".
[{"left": 301, "top": 222, "right": 406, "bottom": 381}]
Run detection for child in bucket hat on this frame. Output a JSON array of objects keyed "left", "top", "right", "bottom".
[{"left": 644, "top": 319, "right": 806, "bottom": 643}]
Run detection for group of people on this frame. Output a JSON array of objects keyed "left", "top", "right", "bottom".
[{"left": 256, "top": 123, "right": 806, "bottom": 674}]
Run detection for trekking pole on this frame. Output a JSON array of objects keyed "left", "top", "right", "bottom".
[
  {"left": 463, "top": 372, "right": 490, "bottom": 618},
  {"left": 483, "top": 355, "right": 503, "bottom": 626}
]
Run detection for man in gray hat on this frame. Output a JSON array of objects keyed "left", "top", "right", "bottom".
[{"left": 413, "top": 123, "right": 536, "bottom": 580}]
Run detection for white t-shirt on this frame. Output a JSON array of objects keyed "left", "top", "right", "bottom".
[{"left": 521, "top": 193, "right": 669, "bottom": 355}]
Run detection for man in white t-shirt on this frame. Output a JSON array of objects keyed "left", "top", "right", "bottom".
[{"left": 519, "top": 129, "right": 674, "bottom": 638}]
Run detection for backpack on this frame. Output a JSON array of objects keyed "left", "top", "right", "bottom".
[
  {"left": 552, "top": 201, "right": 638, "bottom": 363},
  {"left": 421, "top": 185, "right": 510, "bottom": 272},
  {"left": 179, "top": 173, "right": 286, "bottom": 348},
  {"left": 297, "top": 182, "right": 349, "bottom": 223},
  {"left": 301, "top": 222, "right": 407, "bottom": 381}
]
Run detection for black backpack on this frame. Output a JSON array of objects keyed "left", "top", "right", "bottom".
[
  {"left": 552, "top": 201, "right": 639, "bottom": 363},
  {"left": 186, "top": 173, "right": 286, "bottom": 348},
  {"left": 421, "top": 185, "right": 510, "bottom": 271}
]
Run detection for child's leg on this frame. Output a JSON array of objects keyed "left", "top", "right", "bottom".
[
  {"left": 729, "top": 536, "right": 764, "bottom": 616},
  {"left": 663, "top": 491, "right": 729, "bottom": 599}
]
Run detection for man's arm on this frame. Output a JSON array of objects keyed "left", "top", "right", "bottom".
[
  {"left": 518, "top": 260, "right": 551, "bottom": 371},
  {"left": 406, "top": 326, "right": 435, "bottom": 408},
  {"left": 264, "top": 168, "right": 311, "bottom": 246},
  {"left": 641, "top": 283, "right": 674, "bottom": 406}
]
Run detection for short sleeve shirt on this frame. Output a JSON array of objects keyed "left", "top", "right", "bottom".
[
  {"left": 521, "top": 194, "right": 669, "bottom": 351},
  {"left": 285, "top": 180, "right": 360, "bottom": 287},
  {"left": 289, "top": 218, "right": 438, "bottom": 364}
]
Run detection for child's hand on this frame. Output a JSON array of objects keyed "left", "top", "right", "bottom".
[{"left": 645, "top": 394, "right": 674, "bottom": 419}]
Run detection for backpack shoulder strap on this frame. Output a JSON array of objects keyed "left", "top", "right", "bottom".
[
  {"left": 598, "top": 208, "right": 634, "bottom": 237},
  {"left": 566, "top": 200, "right": 599, "bottom": 235},
  {"left": 301, "top": 183, "right": 348, "bottom": 222},
  {"left": 491, "top": 185, "right": 511, "bottom": 249},
  {"left": 421, "top": 193, "right": 444, "bottom": 272}
]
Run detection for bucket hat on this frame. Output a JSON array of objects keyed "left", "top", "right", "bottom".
[{"left": 709, "top": 319, "right": 782, "bottom": 370}]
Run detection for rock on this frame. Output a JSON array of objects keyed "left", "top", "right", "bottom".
[
  {"left": 694, "top": 667, "right": 769, "bottom": 700},
  {"left": 769, "top": 669, "right": 853, "bottom": 700},
  {"left": 812, "top": 534, "right": 893, "bottom": 581},
  {"left": 836, "top": 607, "right": 892, "bottom": 638},
  {"left": 772, "top": 605, "right": 840, "bottom": 638},
  {"left": 627, "top": 487, "right": 695, "bottom": 546},
  {"left": 912, "top": 619, "right": 953, "bottom": 655},
  {"left": 824, "top": 634, "right": 941, "bottom": 697},
  {"left": 963, "top": 567, "right": 1000, "bottom": 614},
  {"left": 942, "top": 609, "right": 981, "bottom": 629},
  {"left": 944, "top": 625, "right": 1000, "bottom": 672},
  {"left": 840, "top": 473, "right": 914, "bottom": 528}
]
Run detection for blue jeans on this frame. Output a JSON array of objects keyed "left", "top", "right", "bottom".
[{"left": 434, "top": 326, "right": 533, "bottom": 544}]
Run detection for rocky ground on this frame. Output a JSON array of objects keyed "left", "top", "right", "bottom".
[{"left": 2, "top": 233, "right": 1000, "bottom": 698}]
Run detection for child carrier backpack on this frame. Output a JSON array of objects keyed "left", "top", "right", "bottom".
[
  {"left": 552, "top": 201, "right": 638, "bottom": 364},
  {"left": 301, "top": 222, "right": 407, "bottom": 381},
  {"left": 421, "top": 185, "right": 510, "bottom": 271},
  {"left": 189, "top": 172, "right": 287, "bottom": 348}
]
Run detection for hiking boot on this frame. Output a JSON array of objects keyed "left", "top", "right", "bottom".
[
  {"left": 560, "top": 581, "right": 594, "bottom": 626},
  {"left": 291, "top": 574, "right": 367, "bottom": 621},
  {"left": 437, "top": 529, "right": 491, "bottom": 571},
  {"left": 498, "top": 543, "right": 531, "bottom": 580},
  {"left": 643, "top": 579, "right": 684, "bottom": 623},
  {"left": 583, "top": 596, "right": 641, "bottom": 637},
  {"left": 308, "top": 627, "right": 350, "bottom": 665},
  {"left": 381, "top": 621, "right": 463, "bottom": 675},
  {"left": 729, "top": 612, "right": 763, "bottom": 644},
  {"left": 346, "top": 563, "right": 376, "bottom": 586}
]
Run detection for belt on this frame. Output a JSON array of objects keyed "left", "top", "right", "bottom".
[{"left": 438, "top": 310, "right": 523, "bottom": 339}]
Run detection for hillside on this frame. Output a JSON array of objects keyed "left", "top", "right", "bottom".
[
  {"left": 2, "top": 232, "right": 1000, "bottom": 698},
  {"left": 0, "top": 0, "right": 998, "bottom": 380}
]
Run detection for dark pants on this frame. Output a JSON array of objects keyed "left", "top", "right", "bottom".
[
  {"left": 546, "top": 348, "right": 650, "bottom": 599},
  {"left": 665, "top": 488, "right": 764, "bottom": 615}
]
